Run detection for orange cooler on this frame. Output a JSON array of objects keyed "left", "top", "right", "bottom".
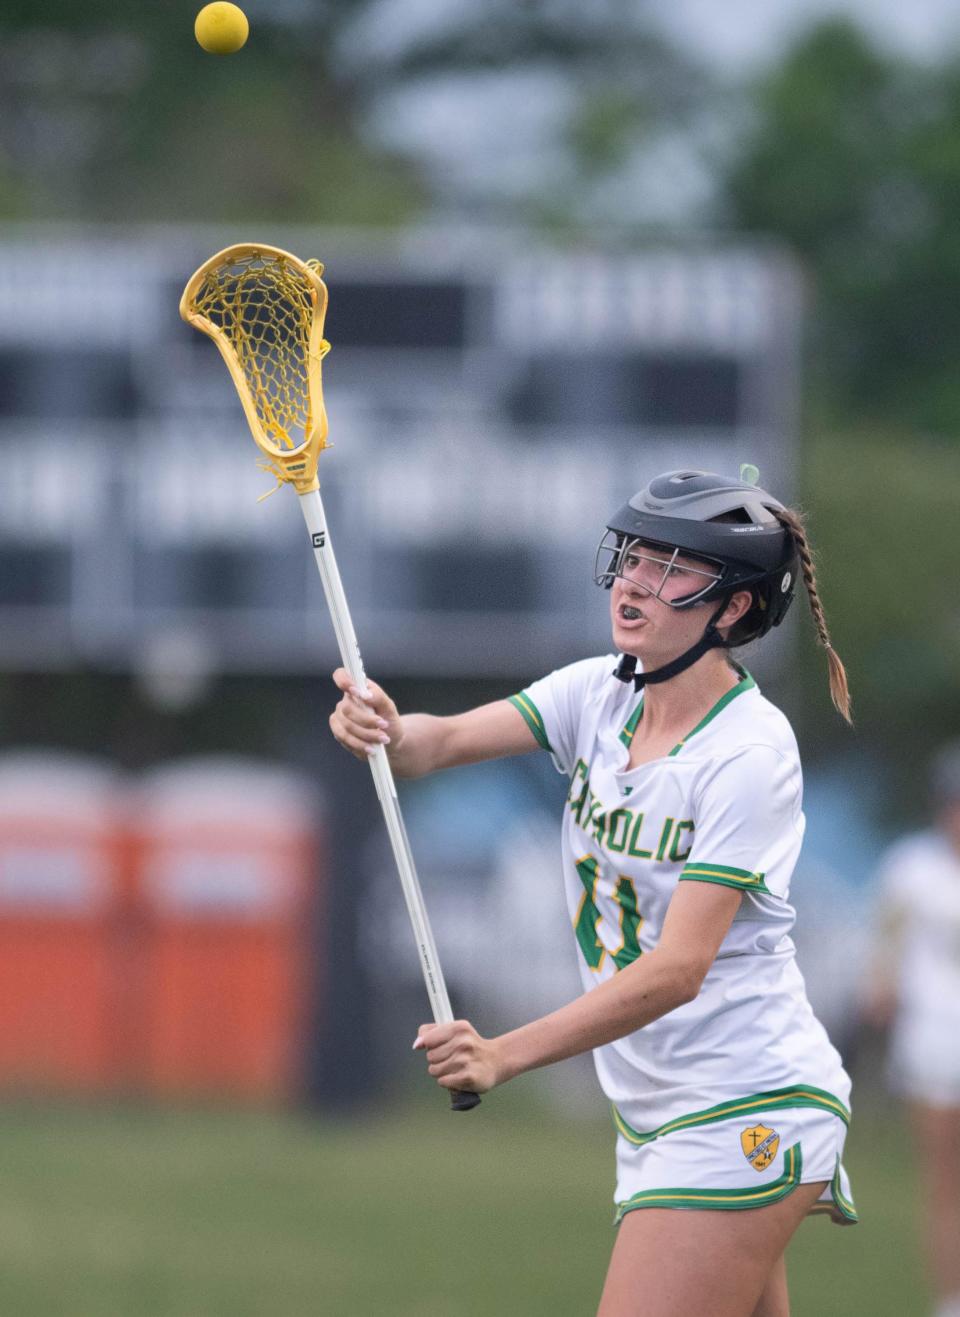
[
  {"left": 0, "top": 752, "right": 124, "bottom": 1093},
  {"left": 130, "top": 758, "right": 321, "bottom": 1102}
]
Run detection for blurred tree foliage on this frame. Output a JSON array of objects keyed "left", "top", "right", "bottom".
[
  {"left": 722, "top": 18, "right": 960, "bottom": 435},
  {"left": 791, "top": 427, "right": 959, "bottom": 795},
  {"left": 0, "top": 0, "right": 704, "bottom": 227},
  {"left": 382, "top": 0, "right": 710, "bottom": 225},
  {"left": 717, "top": 20, "right": 960, "bottom": 778},
  {"left": 0, "top": 0, "right": 420, "bottom": 224}
]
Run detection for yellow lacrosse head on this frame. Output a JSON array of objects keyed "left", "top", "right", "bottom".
[{"left": 180, "top": 243, "right": 331, "bottom": 494}]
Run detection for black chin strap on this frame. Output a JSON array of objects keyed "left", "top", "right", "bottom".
[{"left": 613, "top": 604, "right": 728, "bottom": 691}]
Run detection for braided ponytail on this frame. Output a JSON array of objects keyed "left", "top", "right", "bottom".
[{"left": 773, "top": 506, "right": 853, "bottom": 725}]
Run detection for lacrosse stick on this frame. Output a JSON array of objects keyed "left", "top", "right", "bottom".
[{"left": 180, "top": 243, "right": 480, "bottom": 1112}]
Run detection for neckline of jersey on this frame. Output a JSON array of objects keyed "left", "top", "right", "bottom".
[{"left": 618, "top": 664, "right": 757, "bottom": 763}]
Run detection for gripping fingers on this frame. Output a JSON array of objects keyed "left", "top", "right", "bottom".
[
  {"left": 427, "top": 1045, "right": 462, "bottom": 1075},
  {"left": 414, "top": 1024, "right": 488, "bottom": 1108},
  {"left": 345, "top": 701, "right": 391, "bottom": 740},
  {"left": 330, "top": 673, "right": 392, "bottom": 759},
  {"left": 329, "top": 711, "right": 390, "bottom": 759},
  {"left": 417, "top": 1022, "right": 487, "bottom": 1073},
  {"left": 429, "top": 1060, "right": 466, "bottom": 1080},
  {"left": 330, "top": 669, "right": 400, "bottom": 757}
]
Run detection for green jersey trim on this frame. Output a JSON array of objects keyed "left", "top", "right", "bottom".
[
  {"left": 612, "top": 1084, "right": 851, "bottom": 1148},
  {"left": 614, "top": 1143, "right": 802, "bottom": 1222},
  {"left": 508, "top": 692, "right": 553, "bottom": 753},
  {"left": 679, "top": 861, "right": 772, "bottom": 895},
  {"left": 618, "top": 666, "right": 756, "bottom": 756},
  {"left": 668, "top": 666, "right": 756, "bottom": 757},
  {"left": 618, "top": 701, "right": 644, "bottom": 749}
]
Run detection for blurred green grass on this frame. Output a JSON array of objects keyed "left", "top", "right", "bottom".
[{"left": 0, "top": 1087, "right": 928, "bottom": 1316}]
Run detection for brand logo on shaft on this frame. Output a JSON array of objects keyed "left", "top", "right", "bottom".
[{"left": 312, "top": 531, "right": 326, "bottom": 548}]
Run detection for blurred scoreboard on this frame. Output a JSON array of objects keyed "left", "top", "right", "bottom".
[{"left": 0, "top": 227, "right": 801, "bottom": 678}]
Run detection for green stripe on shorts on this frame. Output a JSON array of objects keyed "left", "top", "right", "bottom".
[
  {"left": 613, "top": 1084, "right": 851, "bottom": 1148},
  {"left": 829, "top": 1156, "right": 859, "bottom": 1222},
  {"left": 614, "top": 1143, "right": 802, "bottom": 1222}
]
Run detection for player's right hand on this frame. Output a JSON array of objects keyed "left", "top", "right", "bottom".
[{"left": 329, "top": 668, "right": 403, "bottom": 760}]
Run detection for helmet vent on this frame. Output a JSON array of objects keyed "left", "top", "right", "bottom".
[{"left": 709, "top": 508, "right": 754, "bottom": 526}]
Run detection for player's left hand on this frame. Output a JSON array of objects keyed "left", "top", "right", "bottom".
[{"left": 413, "top": 1020, "right": 505, "bottom": 1094}]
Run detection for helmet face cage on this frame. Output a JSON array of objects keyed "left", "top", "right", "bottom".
[{"left": 593, "top": 531, "right": 726, "bottom": 609}]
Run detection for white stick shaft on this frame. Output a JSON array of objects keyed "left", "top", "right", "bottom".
[{"left": 298, "top": 488, "right": 454, "bottom": 1025}]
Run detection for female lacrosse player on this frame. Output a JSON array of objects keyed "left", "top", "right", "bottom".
[
  {"left": 864, "top": 744, "right": 960, "bottom": 1317},
  {"left": 330, "top": 469, "right": 856, "bottom": 1317}
]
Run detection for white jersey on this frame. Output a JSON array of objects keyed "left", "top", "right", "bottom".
[
  {"left": 876, "top": 830, "right": 960, "bottom": 1020},
  {"left": 875, "top": 830, "right": 960, "bottom": 1104},
  {"left": 509, "top": 655, "right": 852, "bottom": 1143}
]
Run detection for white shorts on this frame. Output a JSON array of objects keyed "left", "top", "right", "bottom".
[
  {"left": 889, "top": 1015, "right": 960, "bottom": 1108},
  {"left": 614, "top": 1105, "right": 857, "bottom": 1227}
]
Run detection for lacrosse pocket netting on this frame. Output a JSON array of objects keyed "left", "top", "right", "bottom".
[{"left": 180, "top": 244, "right": 331, "bottom": 493}]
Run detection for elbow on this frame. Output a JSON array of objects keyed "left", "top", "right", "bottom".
[
  {"left": 674, "top": 978, "right": 701, "bottom": 1008},
  {"left": 671, "top": 960, "right": 709, "bottom": 1007}
]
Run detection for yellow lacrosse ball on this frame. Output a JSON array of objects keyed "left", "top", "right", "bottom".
[{"left": 194, "top": 2, "right": 249, "bottom": 54}]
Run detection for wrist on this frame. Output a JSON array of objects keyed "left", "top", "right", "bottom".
[
  {"left": 491, "top": 1030, "right": 529, "bottom": 1086},
  {"left": 385, "top": 719, "right": 411, "bottom": 775}
]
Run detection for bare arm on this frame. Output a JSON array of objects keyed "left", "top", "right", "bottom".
[
  {"left": 415, "top": 881, "right": 743, "bottom": 1093},
  {"left": 328, "top": 667, "right": 539, "bottom": 777}
]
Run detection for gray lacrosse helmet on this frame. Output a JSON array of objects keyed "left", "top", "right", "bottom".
[{"left": 596, "top": 469, "right": 799, "bottom": 643}]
